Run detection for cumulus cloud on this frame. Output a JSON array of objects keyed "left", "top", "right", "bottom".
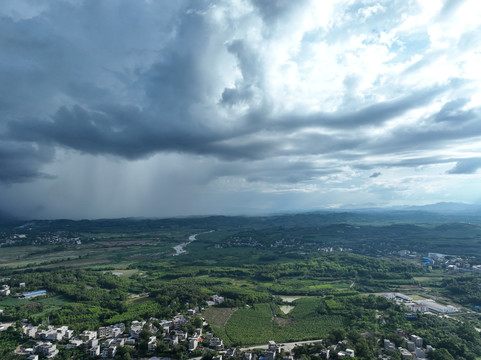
[{"left": 1, "top": 0, "right": 481, "bottom": 217}]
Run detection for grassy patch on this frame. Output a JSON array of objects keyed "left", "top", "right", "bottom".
[
  {"left": 226, "top": 303, "right": 274, "bottom": 345},
  {"left": 0, "top": 295, "right": 69, "bottom": 307},
  {"left": 308, "top": 282, "right": 351, "bottom": 290},
  {"left": 0, "top": 297, "right": 25, "bottom": 307}
]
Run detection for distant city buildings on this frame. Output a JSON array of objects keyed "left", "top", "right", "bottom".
[{"left": 385, "top": 292, "right": 459, "bottom": 315}]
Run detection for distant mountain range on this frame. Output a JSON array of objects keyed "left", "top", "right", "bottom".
[
  {"left": 0, "top": 202, "right": 480, "bottom": 223},
  {"left": 329, "top": 202, "right": 480, "bottom": 215},
  {"left": 396, "top": 202, "right": 481, "bottom": 214}
]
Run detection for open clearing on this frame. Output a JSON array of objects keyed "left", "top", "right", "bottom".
[
  {"left": 280, "top": 305, "right": 295, "bottom": 314},
  {"left": 279, "top": 296, "right": 300, "bottom": 302},
  {"left": 109, "top": 269, "right": 140, "bottom": 277}
]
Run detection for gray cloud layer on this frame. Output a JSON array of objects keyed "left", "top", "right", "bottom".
[{"left": 1, "top": 0, "right": 481, "bottom": 217}]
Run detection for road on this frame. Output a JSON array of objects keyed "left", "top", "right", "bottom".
[{"left": 240, "top": 339, "right": 324, "bottom": 352}]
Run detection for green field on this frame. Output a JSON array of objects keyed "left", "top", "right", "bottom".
[
  {"left": 223, "top": 298, "right": 349, "bottom": 345},
  {"left": 204, "top": 306, "right": 238, "bottom": 328},
  {"left": 0, "top": 295, "right": 70, "bottom": 307}
]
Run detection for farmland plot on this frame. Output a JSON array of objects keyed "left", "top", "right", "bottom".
[{"left": 225, "top": 299, "right": 349, "bottom": 345}]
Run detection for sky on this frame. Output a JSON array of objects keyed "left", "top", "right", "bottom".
[{"left": 1, "top": 0, "right": 481, "bottom": 219}]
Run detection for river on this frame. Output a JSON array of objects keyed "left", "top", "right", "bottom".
[{"left": 173, "top": 231, "right": 213, "bottom": 256}]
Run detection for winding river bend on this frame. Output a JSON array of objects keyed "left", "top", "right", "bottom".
[{"left": 173, "top": 230, "right": 213, "bottom": 256}]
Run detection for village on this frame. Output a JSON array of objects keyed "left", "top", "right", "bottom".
[
  {"left": 394, "top": 250, "right": 481, "bottom": 273},
  {"left": 5, "top": 294, "right": 228, "bottom": 360},
  {"left": 0, "top": 286, "right": 458, "bottom": 360},
  {"left": 0, "top": 252, "right": 471, "bottom": 360},
  {"left": 0, "top": 232, "right": 82, "bottom": 248},
  {"left": 1, "top": 242, "right": 475, "bottom": 360}
]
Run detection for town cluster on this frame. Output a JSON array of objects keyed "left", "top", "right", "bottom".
[
  {"left": 18, "top": 316, "right": 216, "bottom": 359},
  {"left": 394, "top": 250, "right": 481, "bottom": 272},
  {"left": 385, "top": 293, "right": 459, "bottom": 315},
  {"left": 2, "top": 290, "right": 358, "bottom": 360},
  {"left": 10, "top": 296, "right": 229, "bottom": 360},
  {"left": 0, "top": 285, "right": 464, "bottom": 360},
  {"left": 0, "top": 231, "right": 82, "bottom": 247},
  {"left": 382, "top": 331, "right": 433, "bottom": 360}
]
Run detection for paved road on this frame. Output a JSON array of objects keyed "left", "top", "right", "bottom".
[{"left": 240, "top": 339, "right": 324, "bottom": 352}]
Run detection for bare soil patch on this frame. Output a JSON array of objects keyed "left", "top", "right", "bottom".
[
  {"left": 279, "top": 296, "right": 300, "bottom": 303},
  {"left": 280, "top": 305, "right": 295, "bottom": 314}
]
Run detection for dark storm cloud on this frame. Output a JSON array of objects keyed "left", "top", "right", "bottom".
[
  {"left": 9, "top": 83, "right": 445, "bottom": 162},
  {"left": 7, "top": 5, "right": 448, "bottom": 166},
  {"left": 1, "top": 0, "right": 480, "bottom": 193},
  {"left": 9, "top": 105, "right": 161, "bottom": 159},
  {"left": 5, "top": 84, "right": 474, "bottom": 177},
  {"left": 0, "top": 0, "right": 188, "bottom": 183},
  {"left": 0, "top": 142, "right": 54, "bottom": 183}
]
